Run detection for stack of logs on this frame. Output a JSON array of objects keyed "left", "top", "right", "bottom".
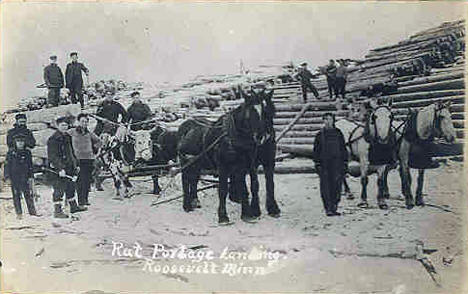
[{"left": 272, "top": 20, "right": 465, "bottom": 172}]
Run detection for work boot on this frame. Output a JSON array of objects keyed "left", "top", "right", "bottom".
[
  {"left": 69, "top": 200, "right": 88, "bottom": 213},
  {"left": 54, "top": 204, "right": 69, "bottom": 219}
]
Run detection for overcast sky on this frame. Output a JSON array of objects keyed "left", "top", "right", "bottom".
[{"left": 1, "top": 2, "right": 466, "bottom": 111}]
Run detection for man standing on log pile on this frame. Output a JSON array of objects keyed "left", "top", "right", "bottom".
[
  {"left": 65, "top": 52, "right": 89, "bottom": 109},
  {"left": 94, "top": 90, "right": 128, "bottom": 136},
  {"left": 47, "top": 116, "right": 88, "bottom": 218},
  {"left": 127, "top": 91, "right": 154, "bottom": 131},
  {"left": 295, "top": 62, "right": 319, "bottom": 103},
  {"left": 7, "top": 114, "right": 36, "bottom": 150},
  {"left": 43, "top": 55, "right": 64, "bottom": 107},
  {"left": 325, "top": 59, "right": 337, "bottom": 100},
  {"left": 335, "top": 59, "right": 348, "bottom": 100},
  {"left": 313, "top": 112, "right": 348, "bottom": 217}
]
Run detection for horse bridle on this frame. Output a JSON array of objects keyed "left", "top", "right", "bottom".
[{"left": 369, "top": 105, "right": 394, "bottom": 144}]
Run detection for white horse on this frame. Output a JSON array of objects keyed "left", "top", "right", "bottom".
[
  {"left": 391, "top": 101, "right": 456, "bottom": 209},
  {"left": 336, "top": 99, "right": 396, "bottom": 209}
]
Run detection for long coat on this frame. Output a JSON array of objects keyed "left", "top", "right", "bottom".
[
  {"left": 7, "top": 125, "right": 36, "bottom": 149},
  {"left": 65, "top": 62, "right": 89, "bottom": 89},
  {"left": 44, "top": 64, "right": 64, "bottom": 88},
  {"left": 47, "top": 130, "right": 78, "bottom": 174}
]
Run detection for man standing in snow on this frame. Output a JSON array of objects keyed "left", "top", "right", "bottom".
[
  {"left": 127, "top": 91, "right": 153, "bottom": 131},
  {"left": 65, "top": 52, "right": 89, "bottom": 109},
  {"left": 44, "top": 55, "right": 65, "bottom": 107},
  {"left": 313, "top": 113, "right": 348, "bottom": 216}
]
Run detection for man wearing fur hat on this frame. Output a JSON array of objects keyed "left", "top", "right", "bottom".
[
  {"left": 7, "top": 114, "right": 36, "bottom": 150},
  {"left": 47, "top": 116, "right": 87, "bottom": 218},
  {"left": 44, "top": 55, "right": 65, "bottom": 107}
]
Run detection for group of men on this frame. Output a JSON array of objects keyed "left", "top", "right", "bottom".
[
  {"left": 3, "top": 88, "right": 155, "bottom": 219},
  {"left": 292, "top": 59, "right": 348, "bottom": 103},
  {"left": 43, "top": 52, "right": 89, "bottom": 108},
  {"left": 325, "top": 59, "right": 348, "bottom": 100}
]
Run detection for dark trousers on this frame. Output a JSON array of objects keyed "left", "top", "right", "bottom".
[
  {"left": 77, "top": 159, "right": 94, "bottom": 205},
  {"left": 335, "top": 77, "right": 346, "bottom": 99},
  {"left": 11, "top": 185, "right": 36, "bottom": 215},
  {"left": 318, "top": 157, "right": 344, "bottom": 213},
  {"left": 47, "top": 88, "right": 61, "bottom": 107},
  {"left": 301, "top": 81, "right": 319, "bottom": 102},
  {"left": 53, "top": 177, "right": 76, "bottom": 203},
  {"left": 327, "top": 77, "right": 336, "bottom": 98},
  {"left": 69, "top": 83, "right": 84, "bottom": 108}
]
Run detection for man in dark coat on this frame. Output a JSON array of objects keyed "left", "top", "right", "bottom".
[
  {"left": 313, "top": 113, "right": 348, "bottom": 216},
  {"left": 295, "top": 62, "right": 319, "bottom": 102},
  {"left": 43, "top": 55, "right": 65, "bottom": 107},
  {"left": 47, "top": 116, "right": 87, "bottom": 218},
  {"left": 94, "top": 90, "right": 128, "bottom": 136},
  {"left": 127, "top": 91, "right": 153, "bottom": 131},
  {"left": 65, "top": 52, "right": 89, "bottom": 109},
  {"left": 7, "top": 114, "right": 36, "bottom": 150},
  {"left": 4, "top": 134, "right": 39, "bottom": 219},
  {"left": 325, "top": 59, "right": 337, "bottom": 99}
]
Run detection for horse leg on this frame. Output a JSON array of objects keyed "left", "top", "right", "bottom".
[
  {"left": 190, "top": 175, "right": 201, "bottom": 209},
  {"left": 357, "top": 158, "right": 369, "bottom": 208},
  {"left": 218, "top": 169, "right": 230, "bottom": 224},
  {"left": 181, "top": 171, "right": 193, "bottom": 212},
  {"left": 342, "top": 178, "right": 354, "bottom": 200},
  {"left": 382, "top": 165, "right": 391, "bottom": 199},
  {"left": 377, "top": 166, "right": 388, "bottom": 210},
  {"left": 399, "top": 163, "right": 414, "bottom": 209},
  {"left": 152, "top": 175, "right": 161, "bottom": 195},
  {"left": 264, "top": 164, "right": 281, "bottom": 217},
  {"left": 249, "top": 168, "right": 261, "bottom": 218},
  {"left": 415, "top": 169, "right": 425, "bottom": 206}
]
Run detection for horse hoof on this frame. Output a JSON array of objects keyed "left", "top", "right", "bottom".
[
  {"left": 346, "top": 194, "right": 355, "bottom": 200},
  {"left": 183, "top": 205, "right": 194, "bottom": 212},
  {"left": 357, "top": 202, "right": 369, "bottom": 208},
  {"left": 218, "top": 216, "right": 230, "bottom": 225},
  {"left": 228, "top": 194, "right": 242, "bottom": 204},
  {"left": 415, "top": 200, "right": 425, "bottom": 207},
  {"left": 268, "top": 211, "right": 281, "bottom": 218},
  {"left": 251, "top": 210, "right": 261, "bottom": 218},
  {"left": 378, "top": 203, "right": 389, "bottom": 210},
  {"left": 406, "top": 204, "right": 414, "bottom": 210},
  {"left": 241, "top": 215, "right": 258, "bottom": 223}
]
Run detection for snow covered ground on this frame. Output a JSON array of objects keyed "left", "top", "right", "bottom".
[{"left": 0, "top": 161, "right": 466, "bottom": 293}]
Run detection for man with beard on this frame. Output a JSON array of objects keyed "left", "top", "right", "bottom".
[{"left": 7, "top": 114, "right": 36, "bottom": 150}]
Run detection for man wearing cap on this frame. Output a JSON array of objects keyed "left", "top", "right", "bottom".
[
  {"left": 94, "top": 90, "right": 128, "bottom": 136},
  {"left": 127, "top": 91, "right": 153, "bottom": 131},
  {"left": 313, "top": 112, "right": 348, "bottom": 216},
  {"left": 295, "top": 62, "right": 319, "bottom": 102},
  {"left": 7, "top": 114, "right": 36, "bottom": 150},
  {"left": 47, "top": 116, "right": 87, "bottom": 218},
  {"left": 65, "top": 52, "right": 89, "bottom": 109},
  {"left": 43, "top": 55, "right": 65, "bottom": 107}
]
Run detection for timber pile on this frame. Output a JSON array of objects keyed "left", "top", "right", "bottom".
[{"left": 274, "top": 20, "right": 465, "bottom": 173}]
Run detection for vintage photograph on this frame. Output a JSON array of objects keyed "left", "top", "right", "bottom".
[{"left": 0, "top": 2, "right": 466, "bottom": 293}]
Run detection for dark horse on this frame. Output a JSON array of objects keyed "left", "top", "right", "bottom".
[
  {"left": 177, "top": 93, "right": 269, "bottom": 224},
  {"left": 229, "top": 88, "right": 281, "bottom": 218}
]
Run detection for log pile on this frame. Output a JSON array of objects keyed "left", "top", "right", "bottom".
[{"left": 274, "top": 20, "right": 465, "bottom": 167}]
